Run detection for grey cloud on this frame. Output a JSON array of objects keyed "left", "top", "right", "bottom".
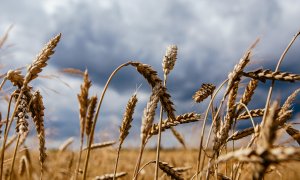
[{"left": 1, "top": 0, "right": 300, "bottom": 147}]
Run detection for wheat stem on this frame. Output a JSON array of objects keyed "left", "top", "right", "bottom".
[
  {"left": 82, "top": 62, "right": 131, "bottom": 180},
  {"left": 261, "top": 31, "right": 300, "bottom": 127},
  {"left": 196, "top": 79, "right": 228, "bottom": 179},
  {"left": 9, "top": 134, "right": 20, "bottom": 180},
  {"left": 154, "top": 77, "right": 167, "bottom": 180}
]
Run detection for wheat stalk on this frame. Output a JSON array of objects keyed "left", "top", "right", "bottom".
[
  {"left": 193, "top": 83, "right": 216, "bottom": 103},
  {"left": 85, "top": 96, "right": 98, "bottom": 137},
  {"left": 94, "top": 172, "right": 127, "bottom": 180}
]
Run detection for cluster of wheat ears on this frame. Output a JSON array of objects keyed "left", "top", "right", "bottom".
[{"left": 1, "top": 27, "right": 300, "bottom": 180}]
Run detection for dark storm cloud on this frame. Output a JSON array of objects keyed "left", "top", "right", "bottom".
[{"left": 1, "top": 0, "right": 300, "bottom": 147}]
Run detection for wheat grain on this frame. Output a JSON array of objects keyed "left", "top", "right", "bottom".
[
  {"left": 82, "top": 141, "right": 116, "bottom": 151},
  {"left": 236, "top": 79, "right": 259, "bottom": 115},
  {"left": 78, "top": 69, "right": 92, "bottom": 139},
  {"left": 237, "top": 109, "right": 264, "bottom": 120},
  {"left": 119, "top": 94, "right": 138, "bottom": 145},
  {"left": 86, "top": 96, "right": 97, "bottom": 136},
  {"left": 158, "top": 161, "right": 183, "bottom": 180},
  {"left": 130, "top": 62, "right": 176, "bottom": 120},
  {"left": 23, "top": 33, "right": 61, "bottom": 86},
  {"left": 30, "top": 91, "right": 46, "bottom": 171},
  {"left": 243, "top": 69, "right": 300, "bottom": 82},
  {"left": 147, "top": 113, "right": 201, "bottom": 138},
  {"left": 193, "top": 83, "right": 216, "bottom": 103},
  {"left": 162, "top": 45, "right": 178, "bottom": 76}
]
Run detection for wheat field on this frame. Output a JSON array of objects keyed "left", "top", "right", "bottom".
[{"left": 1, "top": 28, "right": 300, "bottom": 180}]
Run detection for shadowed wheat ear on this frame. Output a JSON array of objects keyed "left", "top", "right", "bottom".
[
  {"left": 130, "top": 62, "right": 176, "bottom": 120},
  {"left": 75, "top": 69, "right": 92, "bottom": 180},
  {"left": 237, "top": 109, "right": 264, "bottom": 120},
  {"left": 85, "top": 95, "right": 97, "bottom": 137},
  {"left": 242, "top": 69, "right": 300, "bottom": 82},
  {"left": 78, "top": 69, "right": 92, "bottom": 140},
  {"left": 30, "top": 91, "right": 46, "bottom": 174},
  {"left": 193, "top": 83, "right": 216, "bottom": 103},
  {"left": 285, "top": 125, "right": 300, "bottom": 145},
  {"left": 277, "top": 88, "right": 300, "bottom": 125},
  {"left": 23, "top": 33, "right": 61, "bottom": 87},
  {"left": 236, "top": 79, "right": 259, "bottom": 115},
  {"left": 119, "top": 93, "right": 138, "bottom": 145},
  {"left": 133, "top": 85, "right": 162, "bottom": 178}
]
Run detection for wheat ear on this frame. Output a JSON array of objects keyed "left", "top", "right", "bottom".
[
  {"left": 23, "top": 33, "right": 61, "bottom": 86},
  {"left": 113, "top": 93, "right": 138, "bottom": 180}
]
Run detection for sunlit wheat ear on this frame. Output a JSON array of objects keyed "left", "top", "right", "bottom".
[
  {"left": 277, "top": 88, "right": 300, "bottom": 125},
  {"left": 237, "top": 109, "right": 264, "bottom": 120},
  {"left": 226, "top": 49, "right": 252, "bottom": 96},
  {"left": 130, "top": 62, "right": 176, "bottom": 120},
  {"left": 162, "top": 45, "right": 178, "bottom": 76},
  {"left": 78, "top": 69, "right": 92, "bottom": 139},
  {"left": 30, "top": 91, "right": 46, "bottom": 172},
  {"left": 6, "top": 70, "right": 25, "bottom": 88},
  {"left": 192, "top": 83, "right": 216, "bottom": 103},
  {"left": 227, "top": 127, "right": 255, "bottom": 141},
  {"left": 119, "top": 93, "right": 138, "bottom": 145},
  {"left": 94, "top": 172, "right": 127, "bottom": 180},
  {"left": 285, "top": 125, "right": 300, "bottom": 145},
  {"left": 147, "top": 112, "right": 201, "bottom": 138},
  {"left": 23, "top": 33, "right": 61, "bottom": 87},
  {"left": 258, "top": 101, "right": 279, "bottom": 149},
  {"left": 85, "top": 96, "right": 97, "bottom": 136},
  {"left": 141, "top": 85, "right": 162, "bottom": 144},
  {"left": 236, "top": 79, "right": 259, "bottom": 115},
  {"left": 158, "top": 162, "right": 183, "bottom": 180},
  {"left": 58, "top": 137, "right": 74, "bottom": 152},
  {"left": 130, "top": 62, "right": 162, "bottom": 87},
  {"left": 242, "top": 69, "right": 300, "bottom": 82}
]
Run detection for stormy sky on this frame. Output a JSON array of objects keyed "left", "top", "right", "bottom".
[{"left": 1, "top": 0, "right": 300, "bottom": 148}]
